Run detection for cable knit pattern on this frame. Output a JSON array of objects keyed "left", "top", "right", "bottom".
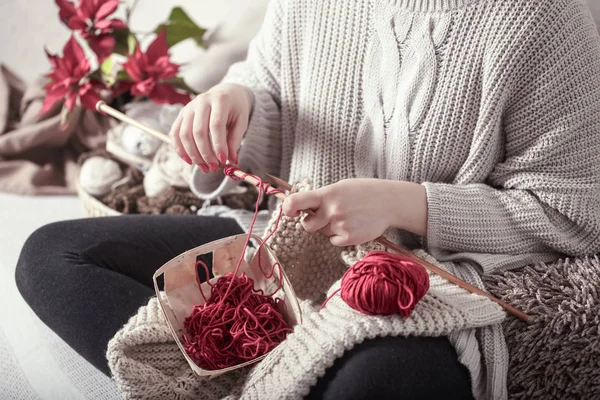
[{"left": 116, "top": 0, "right": 600, "bottom": 399}]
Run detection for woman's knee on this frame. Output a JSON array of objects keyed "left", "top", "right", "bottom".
[{"left": 15, "top": 221, "right": 76, "bottom": 305}]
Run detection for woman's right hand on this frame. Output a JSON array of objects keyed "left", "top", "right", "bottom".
[{"left": 169, "top": 83, "right": 253, "bottom": 173}]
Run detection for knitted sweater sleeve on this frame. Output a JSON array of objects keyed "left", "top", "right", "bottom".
[
  {"left": 189, "top": 0, "right": 284, "bottom": 199},
  {"left": 423, "top": 4, "right": 600, "bottom": 256}
]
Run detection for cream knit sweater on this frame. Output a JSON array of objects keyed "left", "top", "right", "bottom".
[{"left": 107, "top": 0, "right": 600, "bottom": 399}]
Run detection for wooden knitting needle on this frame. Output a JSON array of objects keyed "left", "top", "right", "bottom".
[
  {"left": 96, "top": 100, "right": 287, "bottom": 201},
  {"left": 264, "top": 173, "right": 534, "bottom": 324},
  {"left": 95, "top": 100, "right": 532, "bottom": 324}
]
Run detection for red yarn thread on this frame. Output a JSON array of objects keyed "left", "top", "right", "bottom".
[
  {"left": 321, "top": 251, "right": 430, "bottom": 317},
  {"left": 181, "top": 166, "right": 291, "bottom": 370},
  {"left": 183, "top": 166, "right": 431, "bottom": 369}
]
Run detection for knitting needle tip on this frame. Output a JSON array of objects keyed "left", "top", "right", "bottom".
[
  {"left": 265, "top": 173, "right": 293, "bottom": 191},
  {"left": 95, "top": 100, "right": 106, "bottom": 112}
]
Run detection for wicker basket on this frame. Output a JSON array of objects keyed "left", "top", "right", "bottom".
[{"left": 75, "top": 176, "right": 122, "bottom": 217}]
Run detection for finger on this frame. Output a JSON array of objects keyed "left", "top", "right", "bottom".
[
  {"left": 330, "top": 234, "right": 352, "bottom": 247},
  {"left": 209, "top": 95, "right": 230, "bottom": 164},
  {"left": 301, "top": 213, "right": 329, "bottom": 233},
  {"left": 192, "top": 105, "right": 218, "bottom": 171},
  {"left": 168, "top": 113, "right": 190, "bottom": 164},
  {"left": 283, "top": 191, "right": 323, "bottom": 217},
  {"left": 227, "top": 116, "right": 248, "bottom": 165},
  {"left": 180, "top": 111, "right": 207, "bottom": 171},
  {"left": 320, "top": 224, "right": 335, "bottom": 237}
]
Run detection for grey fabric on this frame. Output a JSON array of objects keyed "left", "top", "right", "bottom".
[
  {"left": 0, "top": 328, "right": 39, "bottom": 400},
  {"left": 485, "top": 256, "right": 600, "bottom": 400}
]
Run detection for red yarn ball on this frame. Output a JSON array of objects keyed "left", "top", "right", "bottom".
[
  {"left": 340, "top": 251, "right": 430, "bottom": 317},
  {"left": 182, "top": 273, "right": 292, "bottom": 370}
]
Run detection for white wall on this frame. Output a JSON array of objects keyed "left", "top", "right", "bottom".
[
  {"left": 0, "top": 0, "right": 237, "bottom": 84},
  {"left": 0, "top": 0, "right": 599, "bottom": 86}
]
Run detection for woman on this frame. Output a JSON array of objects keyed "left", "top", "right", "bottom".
[{"left": 15, "top": 0, "right": 600, "bottom": 399}]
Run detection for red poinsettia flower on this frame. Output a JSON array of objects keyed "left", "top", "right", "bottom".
[
  {"left": 56, "top": 0, "right": 126, "bottom": 61},
  {"left": 122, "top": 29, "right": 191, "bottom": 105},
  {"left": 41, "top": 35, "right": 103, "bottom": 114}
]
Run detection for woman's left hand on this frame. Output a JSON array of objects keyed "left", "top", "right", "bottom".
[{"left": 282, "top": 178, "right": 428, "bottom": 246}]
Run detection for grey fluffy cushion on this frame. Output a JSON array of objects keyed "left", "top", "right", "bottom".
[{"left": 485, "top": 256, "right": 600, "bottom": 400}]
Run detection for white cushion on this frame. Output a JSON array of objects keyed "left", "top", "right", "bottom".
[{"left": 181, "top": 1, "right": 269, "bottom": 92}]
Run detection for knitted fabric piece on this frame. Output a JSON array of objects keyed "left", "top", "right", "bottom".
[{"left": 107, "top": 183, "right": 505, "bottom": 400}]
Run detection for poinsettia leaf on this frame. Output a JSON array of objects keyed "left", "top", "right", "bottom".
[
  {"left": 112, "top": 28, "right": 134, "bottom": 55},
  {"left": 116, "top": 69, "right": 131, "bottom": 81},
  {"left": 89, "top": 68, "right": 104, "bottom": 82},
  {"left": 155, "top": 7, "right": 207, "bottom": 48},
  {"left": 127, "top": 32, "right": 137, "bottom": 54},
  {"left": 99, "top": 57, "right": 116, "bottom": 86},
  {"left": 100, "top": 56, "right": 113, "bottom": 76},
  {"left": 164, "top": 76, "right": 198, "bottom": 95}
]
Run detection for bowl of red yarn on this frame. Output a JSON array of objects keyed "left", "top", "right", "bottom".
[{"left": 152, "top": 233, "right": 302, "bottom": 377}]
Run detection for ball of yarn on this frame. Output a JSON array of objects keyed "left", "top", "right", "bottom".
[
  {"left": 340, "top": 251, "right": 430, "bottom": 317},
  {"left": 119, "top": 102, "right": 182, "bottom": 158},
  {"left": 143, "top": 144, "right": 192, "bottom": 197},
  {"left": 79, "top": 156, "right": 123, "bottom": 196},
  {"left": 182, "top": 273, "right": 292, "bottom": 370},
  {"left": 121, "top": 125, "right": 163, "bottom": 157},
  {"left": 142, "top": 165, "right": 170, "bottom": 197}
]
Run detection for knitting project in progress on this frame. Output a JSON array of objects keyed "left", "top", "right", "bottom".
[
  {"left": 108, "top": 188, "right": 505, "bottom": 399},
  {"left": 108, "top": 0, "right": 600, "bottom": 398}
]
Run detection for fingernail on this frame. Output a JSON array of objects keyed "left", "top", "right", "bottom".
[
  {"left": 199, "top": 164, "right": 209, "bottom": 173},
  {"left": 182, "top": 155, "right": 192, "bottom": 165},
  {"left": 209, "top": 163, "right": 219, "bottom": 172},
  {"left": 218, "top": 152, "right": 227, "bottom": 164}
]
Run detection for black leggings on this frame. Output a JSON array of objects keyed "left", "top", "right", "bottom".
[{"left": 15, "top": 215, "right": 474, "bottom": 400}]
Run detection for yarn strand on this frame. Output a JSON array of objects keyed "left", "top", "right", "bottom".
[
  {"left": 183, "top": 166, "right": 431, "bottom": 370},
  {"left": 182, "top": 166, "right": 292, "bottom": 371}
]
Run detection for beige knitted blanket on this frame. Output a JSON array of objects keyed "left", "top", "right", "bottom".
[{"left": 107, "top": 200, "right": 505, "bottom": 400}]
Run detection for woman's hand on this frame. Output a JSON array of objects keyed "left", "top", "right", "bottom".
[
  {"left": 169, "top": 83, "right": 253, "bottom": 173},
  {"left": 282, "top": 179, "right": 428, "bottom": 246}
]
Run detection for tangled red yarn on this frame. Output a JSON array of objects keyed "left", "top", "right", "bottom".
[
  {"left": 181, "top": 166, "right": 290, "bottom": 370},
  {"left": 182, "top": 166, "right": 431, "bottom": 370},
  {"left": 182, "top": 271, "right": 292, "bottom": 370}
]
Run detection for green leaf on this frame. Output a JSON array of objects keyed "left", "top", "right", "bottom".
[
  {"left": 127, "top": 32, "right": 137, "bottom": 54},
  {"left": 116, "top": 69, "right": 131, "bottom": 81},
  {"left": 88, "top": 68, "right": 104, "bottom": 82},
  {"left": 155, "top": 7, "right": 207, "bottom": 48},
  {"left": 164, "top": 76, "right": 198, "bottom": 95},
  {"left": 100, "top": 56, "right": 113, "bottom": 76},
  {"left": 112, "top": 28, "right": 135, "bottom": 56}
]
